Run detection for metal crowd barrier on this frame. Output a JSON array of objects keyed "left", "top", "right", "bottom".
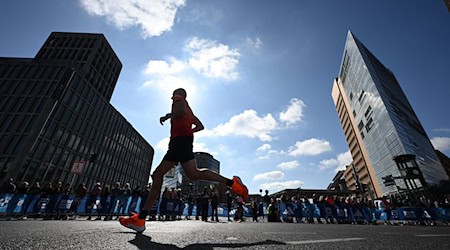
[
  {"left": 1, "top": 193, "right": 449, "bottom": 224},
  {"left": 274, "top": 202, "right": 450, "bottom": 224},
  {"left": 0, "top": 193, "right": 184, "bottom": 218}
]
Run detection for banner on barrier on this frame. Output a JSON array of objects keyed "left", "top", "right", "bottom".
[{"left": 1, "top": 193, "right": 450, "bottom": 223}]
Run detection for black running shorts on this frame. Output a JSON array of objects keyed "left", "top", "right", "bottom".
[{"left": 163, "top": 136, "right": 195, "bottom": 164}]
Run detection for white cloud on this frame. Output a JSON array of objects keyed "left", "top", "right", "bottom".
[
  {"left": 243, "top": 37, "right": 263, "bottom": 49},
  {"left": 193, "top": 142, "right": 217, "bottom": 156},
  {"left": 216, "top": 144, "right": 232, "bottom": 157},
  {"left": 257, "top": 144, "right": 271, "bottom": 151},
  {"left": 254, "top": 171, "right": 284, "bottom": 181},
  {"left": 156, "top": 137, "right": 170, "bottom": 152},
  {"left": 186, "top": 37, "right": 240, "bottom": 80},
  {"left": 277, "top": 161, "right": 299, "bottom": 170},
  {"left": 279, "top": 98, "right": 306, "bottom": 125},
  {"left": 79, "top": 0, "right": 186, "bottom": 38},
  {"left": 318, "top": 159, "right": 338, "bottom": 171},
  {"left": 318, "top": 151, "right": 352, "bottom": 172},
  {"left": 199, "top": 110, "right": 277, "bottom": 141},
  {"left": 288, "top": 138, "right": 332, "bottom": 156},
  {"left": 258, "top": 150, "right": 281, "bottom": 160},
  {"left": 144, "top": 58, "right": 187, "bottom": 75},
  {"left": 431, "top": 137, "right": 450, "bottom": 151},
  {"left": 259, "top": 180, "right": 303, "bottom": 193},
  {"left": 433, "top": 128, "right": 450, "bottom": 133},
  {"left": 142, "top": 75, "right": 197, "bottom": 99}
]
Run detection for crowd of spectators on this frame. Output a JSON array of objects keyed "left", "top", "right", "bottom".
[
  {"left": 259, "top": 192, "right": 450, "bottom": 224},
  {"left": 2, "top": 178, "right": 450, "bottom": 224}
]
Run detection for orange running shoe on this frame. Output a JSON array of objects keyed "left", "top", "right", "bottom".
[
  {"left": 231, "top": 176, "right": 248, "bottom": 201},
  {"left": 119, "top": 212, "right": 146, "bottom": 233}
]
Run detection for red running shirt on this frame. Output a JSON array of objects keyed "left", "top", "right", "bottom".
[{"left": 170, "top": 95, "right": 194, "bottom": 138}]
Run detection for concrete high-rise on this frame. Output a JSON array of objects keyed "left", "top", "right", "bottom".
[
  {"left": 332, "top": 31, "right": 448, "bottom": 197},
  {"left": 0, "top": 32, "right": 154, "bottom": 190}
]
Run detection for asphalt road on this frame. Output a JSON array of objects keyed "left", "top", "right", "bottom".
[{"left": 0, "top": 219, "right": 449, "bottom": 250}]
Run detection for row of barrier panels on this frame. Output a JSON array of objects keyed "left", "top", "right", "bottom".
[
  {"left": 277, "top": 202, "right": 450, "bottom": 223},
  {"left": 1, "top": 194, "right": 450, "bottom": 223}
]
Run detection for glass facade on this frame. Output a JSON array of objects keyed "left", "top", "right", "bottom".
[
  {"left": 162, "top": 152, "right": 220, "bottom": 197},
  {"left": 335, "top": 31, "right": 448, "bottom": 195},
  {"left": 0, "top": 32, "right": 154, "bottom": 190}
]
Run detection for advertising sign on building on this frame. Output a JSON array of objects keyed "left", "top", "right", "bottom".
[{"left": 70, "top": 161, "right": 85, "bottom": 175}]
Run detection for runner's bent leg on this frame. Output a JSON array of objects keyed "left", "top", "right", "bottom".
[{"left": 181, "top": 159, "right": 231, "bottom": 184}]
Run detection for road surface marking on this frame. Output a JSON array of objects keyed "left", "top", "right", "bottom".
[
  {"left": 264, "top": 232, "right": 317, "bottom": 235},
  {"left": 287, "top": 238, "right": 365, "bottom": 244},
  {"left": 415, "top": 234, "right": 450, "bottom": 237}
]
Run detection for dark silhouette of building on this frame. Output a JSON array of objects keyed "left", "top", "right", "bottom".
[
  {"left": 327, "top": 170, "right": 348, "bottom": 191},
  {"left": 435, "top": 150, "right": 450, "bottom": 179},
  {"left": 0, "top": 32, "right": 154, "bottom": 190}
]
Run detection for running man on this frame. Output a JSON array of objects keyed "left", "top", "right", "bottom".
[{"left": 119, "top": 88, "right": 248, "bottom": 232}]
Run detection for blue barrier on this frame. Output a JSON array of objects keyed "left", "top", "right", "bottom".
[{"left": 1, "top": 193, "right": 450, "bottom": 223}]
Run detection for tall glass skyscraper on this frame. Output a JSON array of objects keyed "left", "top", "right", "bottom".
[
  {"left": 332, "top": 31, "right": 448, "bottom": 197},
  {"left": 0, "top": 32, "right": 154, "bottom": 190}
]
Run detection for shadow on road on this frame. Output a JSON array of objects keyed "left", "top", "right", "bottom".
[{"left": 126, "top": 232, "right": 286, "bottom": 250}]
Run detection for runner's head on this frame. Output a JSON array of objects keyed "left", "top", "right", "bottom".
[{"left": 173, "top": 88, "right": 187, "bottom": 98}]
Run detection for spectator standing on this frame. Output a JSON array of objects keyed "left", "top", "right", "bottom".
[
  {"left": 267, "top": 197, "right": 279, "bottom": 222},
  {"left": 53, "top": 182, "right": 63, "bottom": 195},
  {"left": 251, "top": 199, "right": 258, "bottom": 222},
  {"left": 226, "top": 189, "right": 233, "bottom": 222},
  {"left": 17, "top": 181, "right": 29, "bottom": 194},
  {"left": 186, "top": 193, "right": 193, "bottom": 220},
  {"left": 29, "top": 182, "right": 41, "bottom": 195},
  {"left": 63, "top": 183, "right": 72, "bottom": 195},
  {"left": 68, "top": 183, "right": 87, "bottom": 220},
  {"left": 201, "top": 187, "right": 210, "bottom": 222},
  {"left": 110, "top": 182, "right": 123, "bottom": 220},
  {"left": 139, "top": 184, "right": 150, "bottom": 217},
  {"left": 17, "top": 182, "right": 31, "bottom": 220},
  {"left": 235, "top": 196, "right": 244, "bottom": 222},
  {"left": 1, "top": 178, "right": 16, "bottom": 194},
  {"left": 195, "top": 193, "right": 202, "bottom": 220},
  {"left": 263, "top": 190, "right": 270, "bottom": 203},
  {"left": 98, "top": 184, "right": 111, "bottom": 220},
  {"left": 160, "top": 187, "right": 170, "bottom": 221},
  {"left": 86, "top": 183, "right": 102, "bottom": 220},
  {"left": 211, "top": 191, "right": 219, "bottom": 222}
]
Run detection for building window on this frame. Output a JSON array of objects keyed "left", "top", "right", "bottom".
[
  {"left": 364, "top": 105, "right": 372, "bottom": 118},
  {"left": 358, "top": 90, "right": 365, "bottom": 103},
  {"left": 365, "top": 117, "right": 374, "bottom": 132},
  {"left": 358, "top": 121, "right": 364, "bottom": 131}
]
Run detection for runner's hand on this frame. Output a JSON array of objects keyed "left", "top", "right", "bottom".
[{"left": 160, "top": 115, "right": 169, "bottom": 125}]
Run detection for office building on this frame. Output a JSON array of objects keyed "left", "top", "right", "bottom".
[
  {"left": 162, "top": 152, "right": 222, "bottom": 199},
  {"left": 331, "top": 31, "right": 448, "bottom": 197},
  {"left": 0, "top": 32, "right": 154, "bottom": 190},
  {"left": 327, "top": 170, "right": 347, "bottom": 191}
]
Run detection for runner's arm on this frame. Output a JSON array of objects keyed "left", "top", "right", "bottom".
[
  {"left": 160, "top": 100, "right": 186, "bottom": 125},
  {"left": 191, "top": 115, "right": 204, "bottom": 133}
]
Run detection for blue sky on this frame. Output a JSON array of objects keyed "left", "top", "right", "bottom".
[{"left": 1, "top": 0, "right": 449, "bottom": 194}]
